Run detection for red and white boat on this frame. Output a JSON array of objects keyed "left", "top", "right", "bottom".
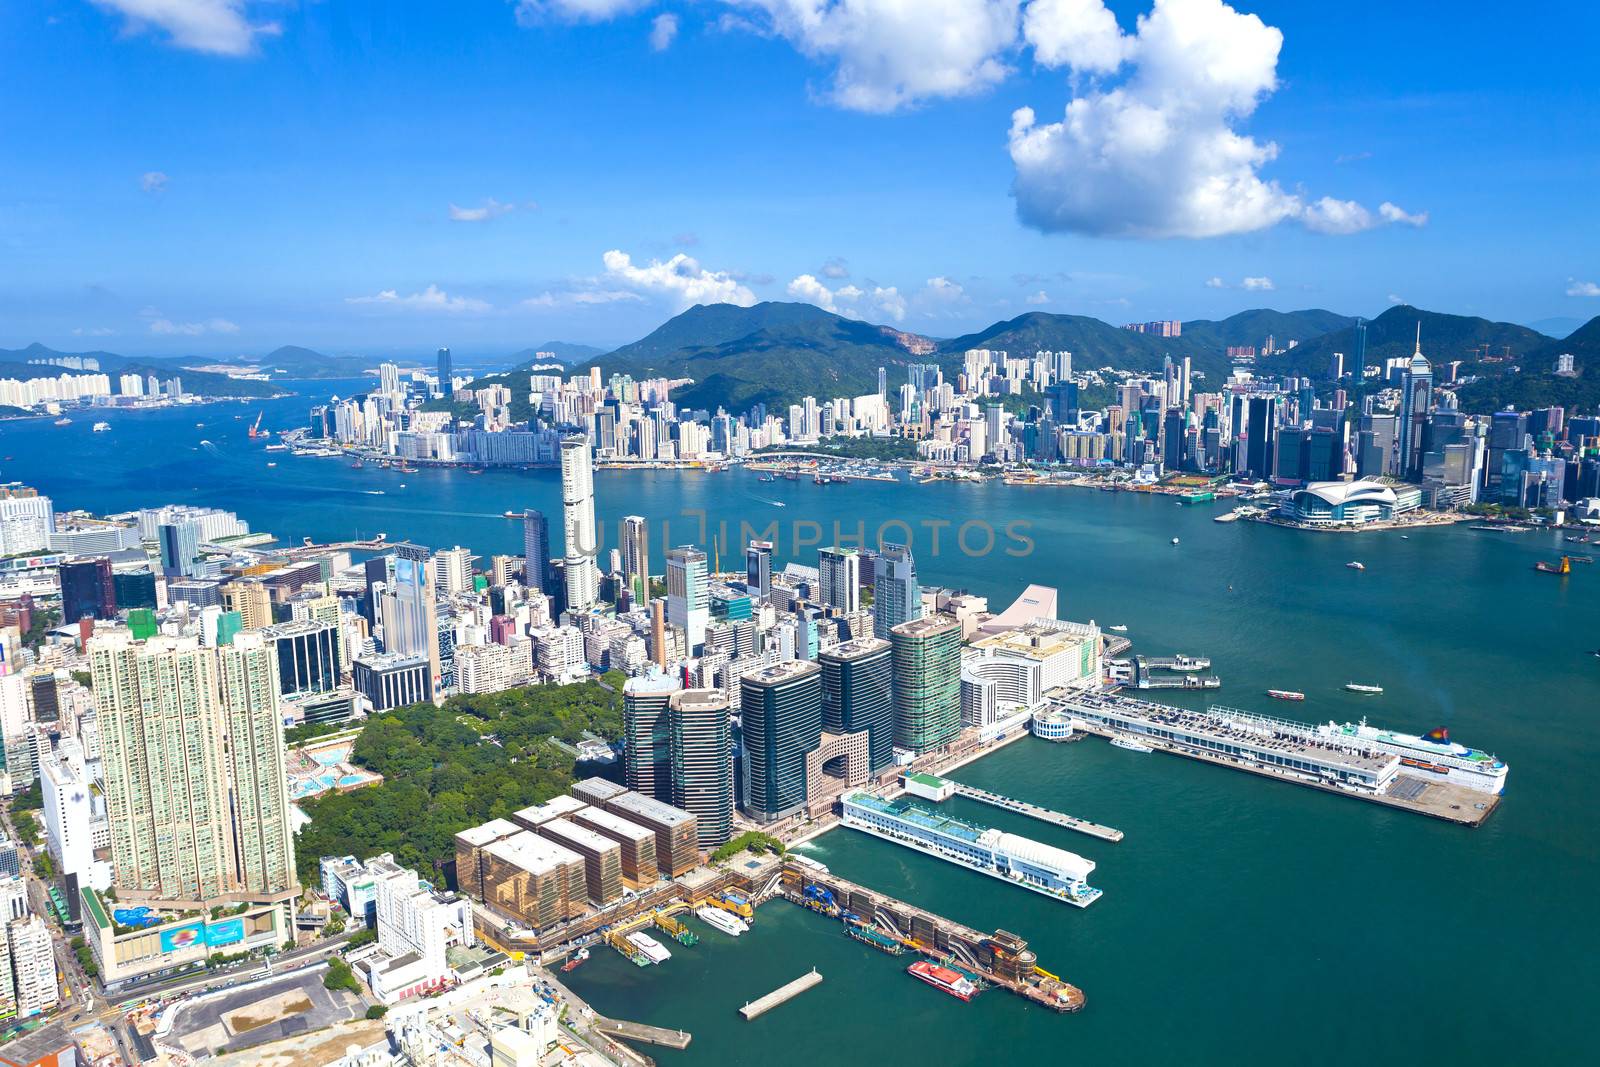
[
  {"left": 907, "top": 961, "right": 978, "bottom": 1002},
  {"left": 1266, "top": 689, "right": 1305, "bottom": 701}
]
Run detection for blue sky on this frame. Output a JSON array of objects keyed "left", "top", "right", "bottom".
[{"left": 2, "top": 0, "right": 1596, "bottom": 358}]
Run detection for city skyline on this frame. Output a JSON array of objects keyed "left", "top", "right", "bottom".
[{"left": 3, "top": 1, "right": 1597, "bottom": 354}]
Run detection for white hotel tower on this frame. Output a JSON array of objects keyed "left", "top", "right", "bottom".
[{"left": 561, "top": 435, "right": 600, "bottom": 611}]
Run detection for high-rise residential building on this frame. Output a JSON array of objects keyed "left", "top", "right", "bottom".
[
  {"left": 818, "top": 546, "right": 861, "bottom": 614},
  {"left": 522, "top": 509, "right": 550, "bottom": 594},
  {"left": 91, "top": 633, "right": 296, "bottom": 905},
  {"left": 623, "top": 673, "right": 680, "bottom": 803},
  {"left": 39, "top": 739, "right": 102, "bottom": 921},
  {"left": 4, "top": 915, "right": 57, "bottom": 1017},
  {"left": 621, "top": 515, "right": 649, "bottom": 607},
  {"left": 668, "top": 689, "right": 733, "bottom": 848},
  {"left": 666, "top": 545, "right": 709, "bottom": 654},
  {"left": 872, "top": 542, "right": 922, "bottom": 638},
  {"left": 223, "top": 578, "right": 273, "bottom": 631},
  {"left": 379, "top": 361, "right": 401, "bottom": 396},
  {"left": 380, "top": 543, "right": 441, "bottom": 694},
  {"left": 1398, "top": 327, "right": 1434, "bottom": 482},
  {"left": 60, "top": 557, "right": 115, "bottom": 623},
  {"left": 437, "top": 346, "right": 453, "bottom": 397},
  {"left": 560, "top": 435, "right": 599, "bottom": 611},
  {"left": 890, "top": 614, "right": 962, "bottom": 754},
  {"left": 434, "top": 545, "right": 473, "bottom": 595},
  {"left": 745, "top": 540, "right": 772, "bottom": 601},
  {"left": 739, "top": 660, "right": 822, "bottom": 823},
  {"left": 819, "top": 636, "right": 894, "bottom": 772},
  {"left": 0, "top": 488, "right": 53, "bottom": 557}
]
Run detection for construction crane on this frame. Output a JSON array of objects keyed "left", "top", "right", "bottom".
[{"left": 248, "top": 411, "right": 265, "bottom": 439}]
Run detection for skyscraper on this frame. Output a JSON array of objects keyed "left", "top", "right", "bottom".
[
  {"left": 624, "top": 673, "right": 679, "bottom": 803},
  {"left": 91, "top": 633, "right": 296, "bottom": 904},
  {"left": 668, "top": 689, "right": 733, "bottom": 848},
  {"left": 745, "top": 540, "right": 772, "bottom": 601},
  {"left": 891, "top": 614, "right": 962, "bottom": 754},
  {"left": 819, "top": 636, "right": 893, "bottom": 772},
  {"left": 1244, "top": 396, "right": 1279, "bottom": 480},
  {"left": 666, "top": 545, "right": 709, "bottom": 654},
  {"left": 1398, "top": 326, "right": 1433, "bottom": 482},
  {"left": 380, "top": 543, "right": 440, "bottom": 694},
  {"left": 817, "top": 546, "right": 861, "bottom": 614},
  {"left": 437, "top": 346, "right": 453, "bottom": 397},
  {"left": 158, "top": 520, "right": 201, "bottom": 578},
  {"left": 621, "top": 515, "right": 649, "bottom": 608},
  {"left": 872, "top": 542, "right": 921, "bottom": 638},
  {"left": 739, "top": 660, "right": 822, "bottom": 823},
  {"left": 522, "top": 509, "right": 550, "bottom": 594},
  {"left": 560, "top": 435, "right": 599, "bottom": 611},
  {"left": 60, "top": 557, "right": 115, "bottom": 623}
]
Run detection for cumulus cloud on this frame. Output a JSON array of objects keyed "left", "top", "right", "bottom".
[
  {"left": 346, "top": 285, "right": 491, "bottom": 313},
  {"left": 515, "top": 0, "right": 651, "bottom": 23},
  {"left": 149, "top": 316, "right": 238, "bottom": 335},
  {"left": 1241, "top": 276, "right": 1274, "bottom": 291},
  {"left": 821, "top": 256, "right": 850, "bottom": 280},
  {"left": 603, "top": 250, "right": 757, "bottom": 308},
  {"left": 141, "top": 170, "right": 169, "bottom": 194},
  {"left": 1009, "top": 0, "right": 1423, "bottom": 239},
  {"left": 92, "top": 0, "right": 282, "bottom": 56},
  {"left": 870, "top": 286, "right": 907, "bottom": 321},
  {"left": 724, "top": 0, "right": 1023, "bottom": 112},
  {"left": 1387, "top": 293, "right": 1407, "bottom": 305},
  {"left": 1567, "top": 280, "right": 1600, "bottom": 298},
  {"left": 1378, "top": 201, "right": 1428, "bottom": 227},
  {"left": 923, "top": 276, "right": 967, "bottom": 303},
  {"left": 650, "top": 12, "right": 679, "bottom": 50},
  {"left": 1026, "top": 290, "right": 1051, "bottom": 305},
  {"left": 448, "top": 198, "right": 515, "bottom": 222},
  {"left": 787, "top": 274, "right": 846, "bottom": 312}
]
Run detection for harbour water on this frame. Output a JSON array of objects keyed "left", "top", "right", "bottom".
[{"left": 6, "top": 386, "right": 1598, "bottom": 1063}]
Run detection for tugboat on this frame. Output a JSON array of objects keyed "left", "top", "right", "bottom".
[{"left": 560, "top": 948, "right": 589, "bottom": 972}]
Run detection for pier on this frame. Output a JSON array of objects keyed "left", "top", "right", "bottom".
[
  {"left": 739, "top": 969, "right": 823, "bottom": 1020},
  {"left": 778, "top": 863, "right": 1085, "bottom": 1012},
  {"left": 1133, "top": 656, "right": 1221, "bottom": 689},
  {"left": 592, "top": 1016, "right": 693, "bottom": 1050},
  {"left": 949, "top": 783, "right": 1124, "bottom": 842}
]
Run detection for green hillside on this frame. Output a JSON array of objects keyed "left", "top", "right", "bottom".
[{"left": 1456, "top": 316, "right": 1600, "bottom": 413}]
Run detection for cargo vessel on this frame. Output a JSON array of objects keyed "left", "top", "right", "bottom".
[
  {"left": 907, "top": 961, "right": 978, "bottom": 1002},
  {"left": 695, "top": 906, "right": 748, "bottom": 937}
]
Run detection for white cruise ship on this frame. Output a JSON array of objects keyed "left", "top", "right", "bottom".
[
  {"left": 695, "top": 906, "right": 749, "bottom": 936},
  {"left": 1317, "top": 719, "right": 1508, "bottom": 795}
]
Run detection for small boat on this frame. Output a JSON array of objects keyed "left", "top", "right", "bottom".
[
  {"left": 1267, "top": 689, "right": 1305, "bottom": 701},
  {"left": 54, "top": 417, "right": 72, "bottom": 426},
  {"left": 1400, "top": 535, "right": 1410, "bottom": 539},
  {"left": 1534, "top": 557, "right": 1571, "bottom": 575},
  {"left": 1110, "top": 735, "right": 1153, "bottom": 753},
  {"left": 350, "top": 460, "right": 364, "bottom": 469},
  {"left": 1344, "top": 683, "right": 1384, "bottom": 694},
  {"left": 560, "top": 948, "right": 590, "bottom": 972},
  {"left": 907, "top": 961, "right": 977, "bottom": 1002},
  {"left": 266, "top": 461, "right": 276, "bottom": 467},
  {"left": 1109, "top": 624, "right": 1129, "bottom": 633},
  {"left": 400, "top": 466, "right": 419, "bottom": 473},
  {"left": 92, "top": 422, "right": 111, "bottom": 432},
  {"left": 1170, "top": 537, "right": 1180, "bottom": 545},
  {"left": 195, "top": 422, "right": 205, "bottom": 428},
  {"left": 1346, "top": 561, "right": 1365, "bottom": 571},
  {"left": 503, "top": 510, "right": 520, "bottom": 519},
  {"left": 365, "top": 490, "right": 385, "bottom": 496}
]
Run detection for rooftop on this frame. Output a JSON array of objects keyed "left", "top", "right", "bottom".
[
  {"left": 483, "top": 830, "right": 583, "bottom": 876},
  {"left": 820, "top": 636, "right": 891, "bottom": 661},
  {"left": 890, "top": 612, "right": 961, "bottom": 639},
  {"left": 607, "top": 790, "right": 695, "bottom": 828},
  {"left": 456, "top": 818, "right": 521, "bottom": 848},
  {"left": 570, "top": 805, "right": 655, "bottom": 842},
  {"left": 537, "top": 817, "right": 620, "bottom": 854}
]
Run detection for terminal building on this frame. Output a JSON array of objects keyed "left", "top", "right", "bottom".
[{"left": 1283, "top": 480, "right": 1423, "bottom": 527}]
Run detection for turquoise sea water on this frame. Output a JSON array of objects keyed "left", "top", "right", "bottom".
[{"left": 7, "top": 385, "right": 1598, "bottom": 1063}]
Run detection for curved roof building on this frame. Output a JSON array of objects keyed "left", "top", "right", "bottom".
[{"left": 1287, "top": 480, "right": 1401, "bottom": 525}]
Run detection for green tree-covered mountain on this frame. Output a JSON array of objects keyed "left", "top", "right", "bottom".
[
  {"left": 1177, "top": 308, "right": 1354, "bottom": 357},
  {"left": 0, "top": 343, "right": 290, "bottom": 397},
  {"left": 1456, "top": 316, "right": 1600, "bottom": 413},
  {"left": 509, "top": 342, "right": 607, "bottom": 367}
]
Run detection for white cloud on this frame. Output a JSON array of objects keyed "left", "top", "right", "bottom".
[
  {"left": 346, "top": 285, "right": 491, "bottom": 313},
  {"left": 1387, "top": 293, "right": 1407, "bottom": 305},
  {"left": 871, "top": 286, "right": 907, "bottom": 321},
  {"left": 1567, "top": 280, "right": 1600, "bottom": 298},
  {"left": 650, "top": 12, "right": 679, "bottom": 51},
  {"left": 1378, "top": 201, "right": 1428, "bottom": 227},
  {"left": 448, "top": 198, "right": 515, "bottom": 222},
  {"left": 92, "top": 1, "right": 282, "bottom": 56},
  {"left": 1204, "top": 276, "right": 1225, "bottom": 288},
  {"left": 149, "top": 316, "right": 238, "bottom": 335},
  {"left": 1010, "top": 0, "right": 1423, "bottom": 240},
  {"left": 787, "top": 273, "right": 844, "bottom": 312},
  {"left": 523, "top": 288, "right": 643, "bottom": 308},
  {"left": 725, "top": 1, "right": 1023, "bottom": 112},
  {"left": 821, "top": 256, "right": 850, "bottom": 279},
  {"left": 514, "top": 0, "right": 651, "bottom": 23},
  {"left": 73, "top": 327, "right": 117, "bottom": 337},
  {"left": 923, "top": 276, "right": 967, "bottom": 303},
  {"left": 141, "top": 170, "right": 169, "bottom": 194},
  {"left": 1241, "top": 276, "right": 1274, "bottom": 291},
  {"left": 1026, "top": 290, "right": 1051, "bottom": 305},
  {"left": 602, "top": 250, "right": 757, "bottom": 308}
]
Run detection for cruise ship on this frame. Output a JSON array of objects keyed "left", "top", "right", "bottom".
[
  {"left": 695, "top": 906, "right": 749, "bottom": 937},
  {"left": 1316, "top": 719, "right": 1508, "bottom": 795},
  {"left": 841, "top": 792, "right": 1102, "bottom": 908}
]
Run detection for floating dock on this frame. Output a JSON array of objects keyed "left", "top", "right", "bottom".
[
  {"left": 740, "top": 969, "right": 823, "bottom": 1020},
  {"left": 948, "top": 783, "right": 1123, "bottom": 843}
]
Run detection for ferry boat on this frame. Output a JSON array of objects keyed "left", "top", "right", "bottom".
[
  {"left": 907, "top": 961, "right": 978, "bottom": 1002},
  {"left": 1316, "top": 718, "right": 1508, "bottom": 794},
  {"left": 92, "top": 422, "right": 111, "bottom": 432},
  {"left": 1344, "top": 683, "right": 1384, "bottom": 694},
  {"left": 1108, "top": 624, "right": 1129, "bottom": 633},
  {"left": 560, "top": 948, "right": 589, "bottom": 972},
  {"left": 53, "top": 417, "right": 72, "bottom": 426},
  {"left": 695, "top": 906, "right": 748, "bottom": 937},
  {"left": 1346, "top": 561, "right": 1365, "bottom": 571},
  {"left": 625, "top": 931, "right": 672, "bottom": 964},
  {"left": 1267, "top": 689, "right": 1305, "bottom": 701},
  {"left": 1109, "top": 735, "right": 1153, "bottom": 753},
  {"left": 1534, "top": 557, "right": 1571, "bottom": 575}
]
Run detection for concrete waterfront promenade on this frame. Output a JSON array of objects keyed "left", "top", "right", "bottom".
[
  {"left": 949, "top": 782, "right": 1124, "bottom": 843},
  {"left": 740, "top": 969, "right": 823, "bottom": 1020}
]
